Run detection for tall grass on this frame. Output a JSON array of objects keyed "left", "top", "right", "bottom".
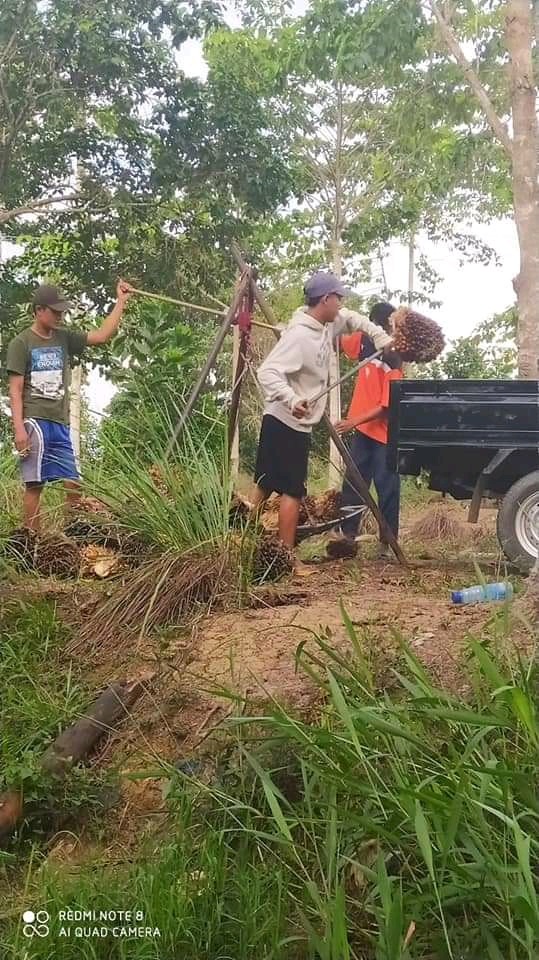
[
  {"left": 86, "top": 404, "right": 233, "bottom": 554},
  {"left": 0, "top": 598, "right": 93, "bottom": 818},
  {"left": 2, "top": 601, "right": 538, "bottom": 958},
  {"left": 214, "top": 609, "right": 539, "bottom": 959},
  {"left": 0, "top": 794, "right": 294, "bottom": 960}
]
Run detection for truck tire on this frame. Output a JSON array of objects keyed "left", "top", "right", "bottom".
[{"left": 497, "top": 471, "right": 539, "bottom": 573}]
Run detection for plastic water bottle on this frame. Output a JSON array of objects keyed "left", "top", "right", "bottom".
[{"left": 450, "top": 582, "right": 513, "bottom": 605}]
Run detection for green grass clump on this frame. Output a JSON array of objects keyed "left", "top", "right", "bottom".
[
  {"left": 86, "top": 405, "right": 233, "bottom": 555},
  {"left": 216, "top": 608, "right": 539, "bottom": 959},
  {"left": 0, "top": 794, "right": 294, "bottom": 960},
  {"left": 0, "top": 598, "right": 102, "bottom": 841},
  {"left": 0, "top": 599, "right": 87, "bottom": 789}
]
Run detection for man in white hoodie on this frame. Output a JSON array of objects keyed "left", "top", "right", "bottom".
[{"left": 253, "top": 272, "right": 392, "bottom": 549}]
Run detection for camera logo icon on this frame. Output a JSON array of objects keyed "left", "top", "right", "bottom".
[{"left": 22, "top": 910, "right": 50, "bottom": 938}]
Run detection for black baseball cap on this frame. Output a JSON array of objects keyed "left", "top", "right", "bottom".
[
  {"left": 304, "top": 271, "right": 350, "bottom": 300},
  {"left": 32, "top": 284, "right": 74, "bottom": 312}
]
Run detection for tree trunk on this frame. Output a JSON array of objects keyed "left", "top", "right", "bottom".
[
  {"left": 378, "top": 246, "right": 390, "bottom": 298},
  {"left": 429, "top": 0, "right": 539, "bottom": 376},
  {"left": 506, "top": 0, "right": 539, "bottom": 378}
]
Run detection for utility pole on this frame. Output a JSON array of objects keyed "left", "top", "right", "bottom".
[
  {"left": 70, "top": 157, "right": 82, "bottom": 463},
  {"left": 407, "top": 233, "right": 415, "bottom": 304},
  {"left": 328, "top": 80, "right": 344, "bottom": 488}
]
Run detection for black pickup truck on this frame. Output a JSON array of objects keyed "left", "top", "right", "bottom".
[{"left": 387, "top": 379, "right": 539, "bottom": 571}]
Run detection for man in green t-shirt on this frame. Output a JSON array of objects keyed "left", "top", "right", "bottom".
[{"left": 6, "top": 279, "right": 133, "bottom": 531}]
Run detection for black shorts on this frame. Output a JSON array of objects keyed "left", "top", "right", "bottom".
[{"left": 254, "top": 415, "right": 311, "bottom": 499}]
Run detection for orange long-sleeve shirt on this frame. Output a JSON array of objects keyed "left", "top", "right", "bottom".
[{"left": 340, "top": 332, "right": 403, "bottom": 444}]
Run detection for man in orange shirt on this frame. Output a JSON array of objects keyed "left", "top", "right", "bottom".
[{"left": 335, "top": 302, "right": 402, "bottom": 560}]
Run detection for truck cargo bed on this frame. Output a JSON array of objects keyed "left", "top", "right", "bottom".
[{"left": 387, "top": 380, "right": 539, "bottom": 499}]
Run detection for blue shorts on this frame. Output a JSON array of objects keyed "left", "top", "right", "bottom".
[{"left": 21, "top": 418, "right": 79, "bottom": 486}]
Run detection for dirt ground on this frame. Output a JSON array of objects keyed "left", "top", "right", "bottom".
[
  {"left": 66, "top": 499, "right": 533, "bottom": 840},
  {"left": 8, "top": 498, "right": 533, "bottom": 848}
]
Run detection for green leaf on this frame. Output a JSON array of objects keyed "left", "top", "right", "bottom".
[
  {"left": 510, "top": 688, "right": 538, "bottom": 743},
  {"left": 468, "top": 637, "right": 507, "bottom": 692},
  {"left": 245, "top": 751, "right": 293, "bottom": 842},
  {"left": 327, "top": 669, "right": 362, "bottom": 753},
  {"left": 415, "top": 800, "right": 435, "bottom": 881},
  {"left": 511, "top": 897, "right": 539, "bottom": 934}
]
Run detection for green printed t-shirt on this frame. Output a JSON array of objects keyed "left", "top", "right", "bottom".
[{"left": 6, "top": 327, "right": 87, "bottom": 425}]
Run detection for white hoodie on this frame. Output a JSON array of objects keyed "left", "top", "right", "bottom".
[{"left": 257, "top": 307, "right": 392, "bottom": 432}]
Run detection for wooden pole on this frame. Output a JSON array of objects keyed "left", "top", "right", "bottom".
[
  {"left": 228, "top": 324, "right": 250, "bottom": 462},
  {"left": 165, "top": 272, "right": 249, "bottom": 458},
  {"left": 230, "top": 325, "right": 241, "bottom": 479},
  {"left": 130, "top": 286, "right": 225, "bottom": 317},
  {"left": 70, "top": 364, "right": 82, "bottom": 467},
  {"left": 230, "top": 245, "right": 406, "bottom": 564},
  {"left": 309, "top": 349, "right": 383, "bottom": 405}
]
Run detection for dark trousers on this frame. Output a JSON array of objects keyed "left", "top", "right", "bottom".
[{"left": 341, "top": 432, "right": 400, "bottom": 540}]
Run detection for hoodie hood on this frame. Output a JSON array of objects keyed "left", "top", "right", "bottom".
[{"left": 289, "top": 307, "right": 326, "bottom": 333}]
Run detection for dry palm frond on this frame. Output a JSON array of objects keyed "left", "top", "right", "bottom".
[
  {"left": 69, "top": 548, "right": 231, "bottom": 656},
  {"left": 392, "top": 306, "right": 445, "bottom": 362},
  {"left": 410, "top": 507, "right": 469, "bottom": 542},
  {"left": 3, "top": 527, "right": 37, "bottom": 569},
  {"left": 360, "top": 510, "right": 379, "bottom": 537},
  {"left": 35, "top": 535, "right": 81, "bottom": 579}
]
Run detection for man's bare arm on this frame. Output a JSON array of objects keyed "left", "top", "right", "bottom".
[
  {"left": 86, "top": 279, "right": 133, "bottom": 346},
  {"left": 8, "top": 374, "right": 30, "bottom": 454}
]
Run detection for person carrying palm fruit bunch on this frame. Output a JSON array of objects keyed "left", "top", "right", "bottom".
[
  {"left": 335, "top": 302, "right": 403, "bottom": 562},
  {"left": 252, "top": 272, "right": 393, "bottom": 569},
  {"left": 335, "top": 302, "right": 444, "bottom": 560}
]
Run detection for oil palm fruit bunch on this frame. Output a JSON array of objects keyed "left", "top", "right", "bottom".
[
  {"left": 119, "top": 532, "right": 151, "bottom": 568},
  {"left": 35, "top": 534, "right": 81, "bottom": 579},
  {"left": 326, "top": 537, "right": 358, "bottom": 560},
  {"left": 253, "top": 535, "right": 293, "bottom": 583},
  {"left": 316, "top": 489, "right": 339, "bottom": 521},
  {"left": 149, "top": 463, "right": 172, "bottom": 498},
  {"left": 3, "top": 527, "right": 37, "bottom": 568},
  {"left": 391, "top": 306, "right": 445, "bottom": 362},
  {"left": 299, "top": 489, "right": 339, "bottom": 524},
  {"left": 64, "top": 515, "right": 122, "bottom": 550},
  {"left": 229, "top": 493, "right": 251, "bottom": 528}
]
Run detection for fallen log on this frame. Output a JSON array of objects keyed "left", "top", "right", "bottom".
[
  {"left": 41, "top": 679, "right": 143, "bottom": 776},
  {"left": 0, "top": 679, "right": 144, "bottom": 839}
]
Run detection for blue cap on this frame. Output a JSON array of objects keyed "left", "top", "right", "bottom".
[
  {"left": 304, "top": 271, "right": 350, "bottom": 300},
  {"left": 451, "top": 590, "right": 463, "bottom": 604}
]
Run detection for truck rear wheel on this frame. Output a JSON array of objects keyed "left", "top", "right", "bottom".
[{"left": 497, "top": 471, "right": 539, "bottom": 573}]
